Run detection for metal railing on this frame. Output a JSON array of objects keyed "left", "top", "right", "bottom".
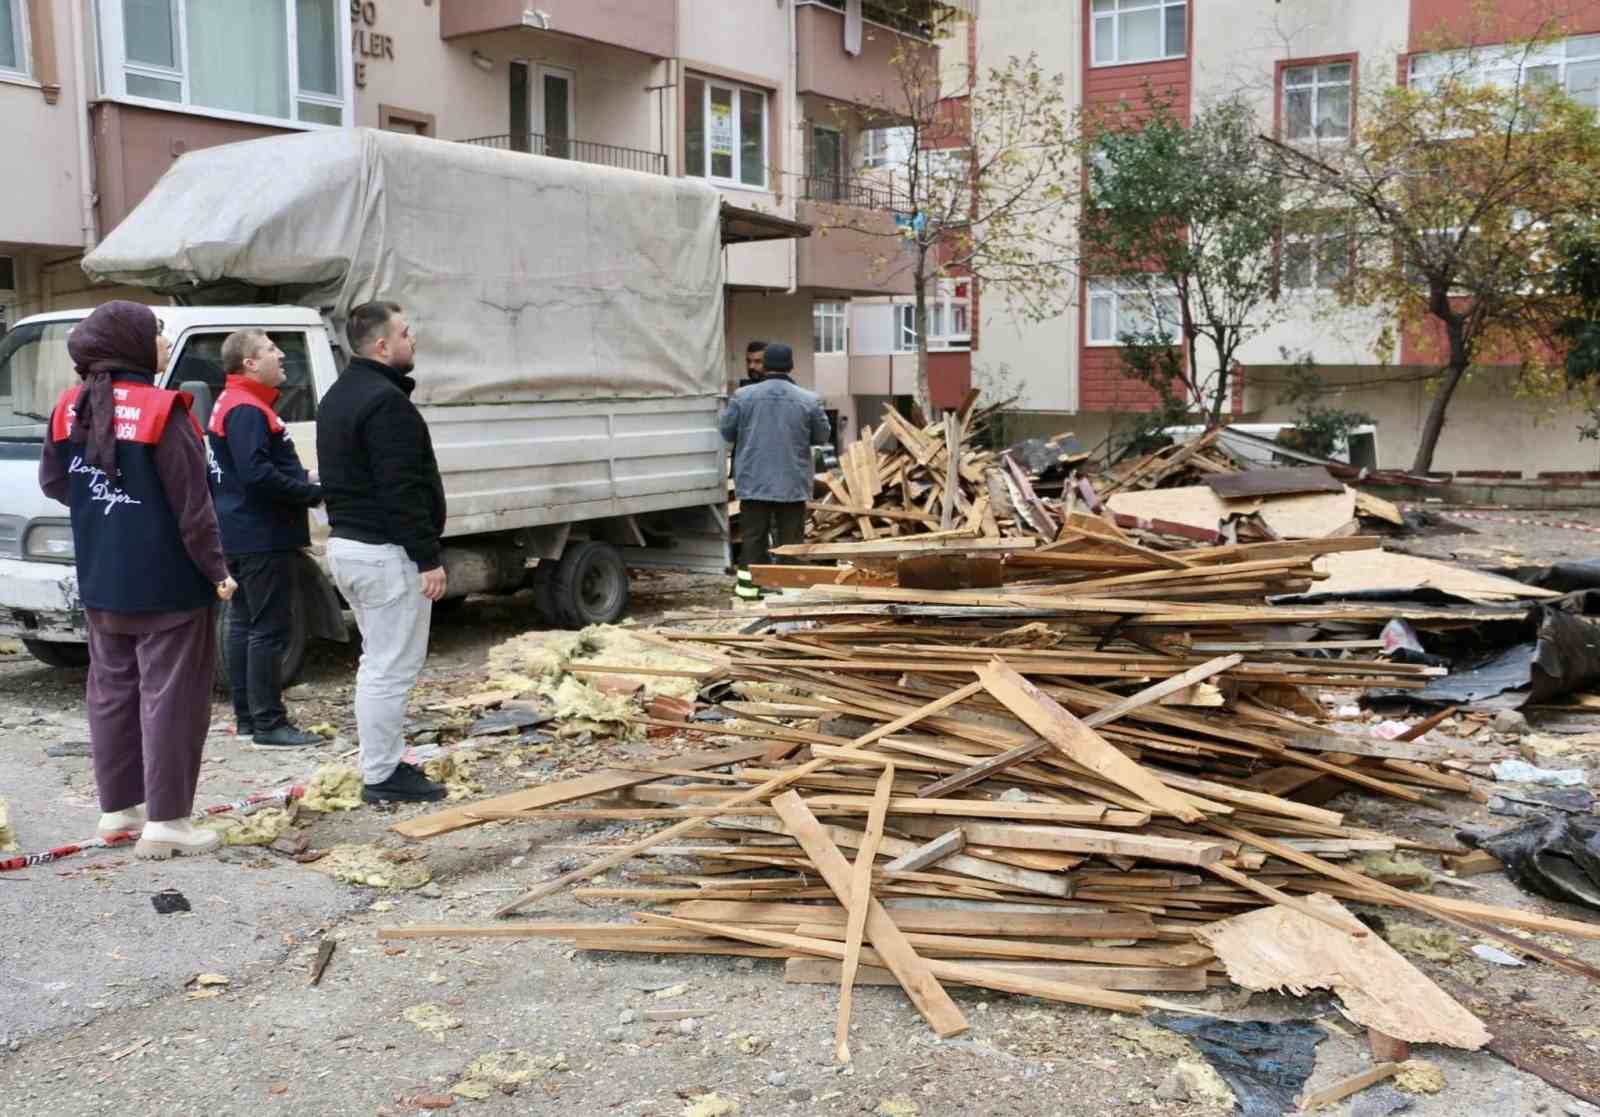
[
  {"left": 458, "top": 132, "right": 667, "bottom": 176},
  {"left": 789, "top": 172, "right": 903, "bottom": 212}
]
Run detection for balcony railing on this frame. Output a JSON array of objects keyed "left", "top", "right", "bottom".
[
  {"left": 790, "top": 172, "right": 903, "bottom": 212},
  {"left": 458, "top": 133, "right": 667, "bottom": 176}
]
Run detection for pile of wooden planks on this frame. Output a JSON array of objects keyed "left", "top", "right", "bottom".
[
  {"left": 807, "top": 393, "right": 1061, "bottom": 542},
  {"left": 382, "top": 530, "right": 1600, "bottom": 1062}
]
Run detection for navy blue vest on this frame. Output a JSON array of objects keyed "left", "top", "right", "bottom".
[{"left": 50, "top": 377, "right": 215, "bottom": 613}]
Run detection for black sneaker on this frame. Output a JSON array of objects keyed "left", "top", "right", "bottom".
[
  {"left": 362, "top": 761, "right": 447, "bottom": 804},
  {"left": 252, "top": 724, "right": 325, "bottom": 748},
  {"left": 235, "top": 720, "right": 255, "bottom": 737}
]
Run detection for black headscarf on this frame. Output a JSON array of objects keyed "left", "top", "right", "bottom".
[{"left": 65, "top": 301, "right": 160, "bottom": 477}]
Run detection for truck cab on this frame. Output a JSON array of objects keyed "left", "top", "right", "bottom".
[{"left": 0, "top": 305, "right": 339, "bottom": 669}]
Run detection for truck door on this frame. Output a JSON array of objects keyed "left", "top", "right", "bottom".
[{"left": 168, "top": 328, "right": 325, "bottom": 542}]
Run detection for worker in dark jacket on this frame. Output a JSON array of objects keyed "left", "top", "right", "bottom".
[
  {"left": 39, "top": 300, "right": 237, "bottom": 860},
  {"left": 719, "top": 342, "right": 831, "bottom": 600},
  {"left": 316, "top": 301, "right": 448, "bottom": 804},
  {"left": 207, "top": 329, "right": 324, "bottom": 748}
]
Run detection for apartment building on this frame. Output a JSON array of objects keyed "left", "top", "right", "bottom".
[
  {"left": 0, "top": 0, "right": 975, "bottom": 441},
  {"left": 977, "top": 0, "right": 1600, "bottom": 473}
]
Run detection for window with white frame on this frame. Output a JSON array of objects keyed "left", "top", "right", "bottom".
[
  {"left": 1409, "top": 35, "right": 1600, "bottom": 110},
  {"left": 927, "top": 280, "right": 971, "bottom": 350},
  {"left": 102, "top": 0, "right": 344, "bottom": 126},
  {"left": 1281, "top": 232, "right": 1350, "bottom": 292},
  {"left": 683, "top": 74, "right": 768, "bottom": 188},
  {"left": 813, "top": 301, "right": 848, "bottom": 355},
  {"left": 1086, "top": 279, "right": 1181, "bottom": 346},
  {"left": 1283, "top": 61, "right": 1353, "bottom": 141},
  {"left": 861, "top": 126, "right": 912, "bottom": 169},
  {"left": 1091, "top": 0, "right": 1186, "bottom": 67},
  {"left": 0, "top": 0, "right": 29, "bottom": 78},
  {"left": 895, "top": 304, "right": 917, "bottom": 352}
]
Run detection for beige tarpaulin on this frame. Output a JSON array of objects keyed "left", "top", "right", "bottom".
[{"left": 83, "top": 128, "right": 727, "bottom": 408}]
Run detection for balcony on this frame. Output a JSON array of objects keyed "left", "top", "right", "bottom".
[
  {"left": 786, "top": 174, "right": 914, "bottom": 296},
  {"left": 439, "top": 0, "right": 673, "bottom": 59},
  {"left": 796, "top": 1, "right": 940, "bottom": 110},
  {"left": 458, "top": 133, "right": 667, "bottom": 176}
]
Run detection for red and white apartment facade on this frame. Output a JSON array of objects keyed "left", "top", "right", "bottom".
[{"left": 974, "top": 0, "right": 1600, "bottom": 472}]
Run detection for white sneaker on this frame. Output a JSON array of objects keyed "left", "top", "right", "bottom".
[
  {"left": 97, "top": 804, "right": 146, "bottom": 839},
  {"left": 134, "top": 819, "right": 223, "bottom": 860}
]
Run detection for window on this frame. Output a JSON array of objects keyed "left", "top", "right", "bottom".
[
  {"left": 1086, "top": 279, "right": 1181, "bottom": 346},
  {"left": 895, "top": 304, "right": 917, "bottom": 352},
  {"left": 1283, "top": 61, "right": 1352, "bottom": 141},
  {"left": 861, "top": 126, "right": 912, "bottom": 169},
  {"left": 1410, "top": 35, "right": 1600, "bottom": 110},
  {"left": 171, "top": 331, "right": 317, "bottom": 422},
  {"left": 1091, "top": 0, "right": 1186, "bottom": 67},
  {"left": 0, "top": 319, "right": 77, "bottom": 427},
  {"left": 0, "top": 0, "right": 29, "bottom": 78},
  {"left": 927, "top": 280, "right": 971, "bottom": 350},
  {"left": 106, "top": 0, "right": 345, "bottom": 126},
  {"left": 683, "top": 74, "right": 768, "bottom": 188},
  {"left": 1281, "top": 232, "right": 1350, "bottom": 292},
  {"left": 813, "top": 301, "right": 848, "bottom": 355}
]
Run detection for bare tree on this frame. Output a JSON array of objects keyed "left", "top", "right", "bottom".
[{"left": 804, "top": 10, "right": 1075, "bottom": 416}]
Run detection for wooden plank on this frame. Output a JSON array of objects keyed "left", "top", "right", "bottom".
[
  {"left": 837, "top": 765, "right": 895, "bottom": 1063},
  {"left": 881, "top": 830, "right": 966, "bottom": 874},
  {"left": 806, "top": 501, "right": 939, "bottom": 524},
  {"left": 493, "top": 684, "right": 974, "bottom": 915},
  {"left": 644, "top": 914, "right": 1167, "bottom": 1015},
  {"left": 894, "top": 818, "right": 1228, "bottom": 867},
  {"left": 392, "top": 743, "right": 768, "bottom": 840},
  {"left": 1441, "top": 849, "right": 1502, "bottom": 877},
  {"left": 792, "top": 923, "right": 1214, "bottom": 967},
  {"left": 772, "top": 538, "right": 1037, "bottom": 559},
  {"left": 977, "top": 659, "right": 1205, "bottom": 822},
  {"left": 769, "top": 791, "right": 969, "bottom": 1038},
  {"left": 671, "top": 899, "right": 1156, "bottom": 938},
  {"left": 1299, "top": 1063, "right": 1401, "bottom": 1111},
  {"left": 750, "top": 565, "right": 853, "bottom": 590},
  {"left": 785, "top": 957, "right": 1207, "bottom": 993}
]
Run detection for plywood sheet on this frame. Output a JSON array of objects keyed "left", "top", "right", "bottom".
[
  {"left": 1105, "top": 486, "right": 1232, "bottom": 533},
  {"left": 1207, "top": 467, "right": 1344, "bottom": 500},
  {"left": 1253, "top": 489, "right": 1357, "bottom": 540},
  {"left": 1311, "top": 549, "right": 1560, "bottom": 604},
  {"left": 1194, "top": 893, "right": 1489, "bottom": 1049}
]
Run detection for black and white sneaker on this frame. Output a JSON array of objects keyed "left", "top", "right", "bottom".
[{"left": 362, "top": 761, "right": 448, "bottom": 804}]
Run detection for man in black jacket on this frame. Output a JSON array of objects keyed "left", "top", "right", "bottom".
[
  {"left": 317, "top": 301, "right": 448, "bottom": 804},
  {"left": 207, "top": 329, "right": 324, "bottom": 748}
]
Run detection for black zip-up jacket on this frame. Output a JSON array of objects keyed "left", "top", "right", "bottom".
[{"left": 315, "top": 357, "right": 447, "bottom": 571}]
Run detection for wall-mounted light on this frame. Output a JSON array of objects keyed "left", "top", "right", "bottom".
[{"left": 471, "top": 50, "right": 495, "bottom": 72}]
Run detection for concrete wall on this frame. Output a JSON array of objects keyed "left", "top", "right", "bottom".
[
  {"left": 726, "top": 289, "right": 815, "bottom": 389},
  {"left": 1245, "top": 364, "right": 1600, "bottom": 474},
  {"left": 0, "top": 0, "right": 88, "bottom": 252},
  {"left": 354, "top": 6, "right": 660, "bottom": 155},
  {"left": 972, "top": 0, "right": 1080, "bottom": 413}
]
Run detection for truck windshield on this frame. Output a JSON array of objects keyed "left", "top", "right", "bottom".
[{"left": 0, "top": 320, "right": 80, "bottom": 437}]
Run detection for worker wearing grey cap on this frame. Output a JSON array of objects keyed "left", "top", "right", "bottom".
[{"left": 719, "top": 342, "right": 832, "bottom": 600}]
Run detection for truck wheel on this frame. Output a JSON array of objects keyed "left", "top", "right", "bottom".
[
  {"left": 22, "top": 639, "right": 90, "bottom": 668},
  {"left": 551, "top": 541, "right": 629, "bottom": 628},
  {"left": 212, "top": 585, "right": 308, "bottom": 695}
]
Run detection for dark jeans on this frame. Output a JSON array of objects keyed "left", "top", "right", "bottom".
[
  {"left": 226, "top": 551, "right": 295, "bottom": 731},
  {"left": 86, "top": 607, "right": 215, "bottom": 822},
  {"left": 740, "top": 500, "right": 807, "bottom": 568}
]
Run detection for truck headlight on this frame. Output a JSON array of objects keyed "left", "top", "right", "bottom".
[{"left": 23, "top": 519, "right": 75, "bottom": 563}]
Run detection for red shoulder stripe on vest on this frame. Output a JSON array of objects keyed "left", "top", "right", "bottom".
[{"left": 207, "top": 388, "right": 285, "bottom": 436}]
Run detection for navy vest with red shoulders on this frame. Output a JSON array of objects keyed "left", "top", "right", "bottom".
[{"left": 49, "top": 378, "right": 215, "bottom": 613}]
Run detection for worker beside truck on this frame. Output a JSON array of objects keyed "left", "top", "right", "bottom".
[{"left": 206, "top": 329, "right": 325, "bottom": 749}]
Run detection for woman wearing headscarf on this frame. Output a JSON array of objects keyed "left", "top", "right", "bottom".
[{"left": 38, "top": 300, "right": 238, "bottom": 859}]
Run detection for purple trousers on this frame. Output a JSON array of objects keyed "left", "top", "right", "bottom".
[{"left": 85, "top": 606, "right": 216, "bottom": 822}]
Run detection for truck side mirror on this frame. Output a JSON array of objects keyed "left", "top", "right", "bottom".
[{"left": 181, "top": 380, "right": 215, "bottom": 429}]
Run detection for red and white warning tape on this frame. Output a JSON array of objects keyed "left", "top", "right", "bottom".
[{"left": 0, "top": 785, "right": 305, "bottom": 873}]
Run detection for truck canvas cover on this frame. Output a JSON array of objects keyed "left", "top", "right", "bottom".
[{"left": 82, "top": 128, "right": 726, "bottom": 406}]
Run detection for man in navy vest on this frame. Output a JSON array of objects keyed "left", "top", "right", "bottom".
[
  {"left": 39, "top": 301, "right": 236, "bottom": 859},
  {"left": 207, "top": 329, "right": 325, "bottom": 748}
]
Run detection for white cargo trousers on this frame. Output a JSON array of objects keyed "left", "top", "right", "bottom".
[{"left": 326, "top": 538, "right": 432, "bottom": 785}]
